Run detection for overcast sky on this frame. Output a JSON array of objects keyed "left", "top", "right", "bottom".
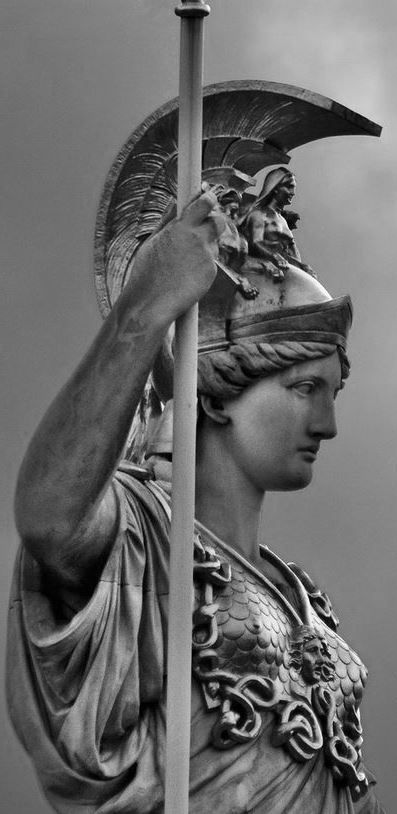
[{"left": 1, "top": 1, "right": 396, "bottom": 811}]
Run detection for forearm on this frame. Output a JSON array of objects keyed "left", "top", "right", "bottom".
[
  {"left": 15, "top": 192, "right": 223, "bottom": 567},
  {"left": 249, "top": 240, "right": 274, "bottom": 259}
]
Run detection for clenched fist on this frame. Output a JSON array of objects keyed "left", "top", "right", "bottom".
[{"left": 127, "top": 191, "right": 226, "bottom": 326}]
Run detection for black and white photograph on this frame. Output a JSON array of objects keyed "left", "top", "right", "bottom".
[{"left": 1, "top": 2, "right": 395, "bottom": 812}]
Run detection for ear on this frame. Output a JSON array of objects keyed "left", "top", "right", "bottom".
[{"left": 199, "top": 394, "right": 230, "bottom": 425}]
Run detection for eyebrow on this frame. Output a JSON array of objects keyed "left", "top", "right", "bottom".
[{"left": 282, "top": 371, "right": 345, "bottom": 393}]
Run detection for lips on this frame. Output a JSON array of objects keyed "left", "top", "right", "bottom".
[{"left": 298, "top": 445, "right": 319, "bottom": 460}]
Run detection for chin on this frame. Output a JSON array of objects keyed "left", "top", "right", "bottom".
[{"left": 269, "top": 468, "right": 314, "bottom": 492}]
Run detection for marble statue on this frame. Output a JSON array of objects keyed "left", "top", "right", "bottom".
[
  {"left": 6, "top": 81, "right": 384, "bottom": 813},
  {"left": 217, "top": 188, "right": 248, "bottom": 271},
  {"left": 241, "top": 167, "right": 316, "bottom": 280}
]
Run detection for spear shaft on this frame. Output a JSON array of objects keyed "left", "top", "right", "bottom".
[{"left": 164, "top": 3, "right": 210, "bottom": 813}]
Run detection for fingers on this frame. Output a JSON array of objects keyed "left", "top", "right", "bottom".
[
  {"left": 181, "top": 192, "right": 226, "bottom": 251},
  {"left": 206, "top": 210, "right": 228, "bottom": 243},
  {"left": 182, "top": 191, "right": 219, "bottom": 226}
]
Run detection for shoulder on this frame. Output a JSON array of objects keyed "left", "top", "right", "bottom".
[
  {"left": 114, "top": 460, "right": 171, "bottom": 531},
  {"left": 246, "top": 208, "right": 264, "bottom": 225},
  {"left": 21, "top": 461, "right": 169, "bottom": 614},
  {"left": 15, "top": 461, "right": 171, "bottom": 623}
]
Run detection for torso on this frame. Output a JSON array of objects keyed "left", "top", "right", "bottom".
[
  {"left": 192, "top": 522, "right": 369, "bottom": 801},
  {"left": 248, "top": 207, "right": 295, "bottom": 255}
]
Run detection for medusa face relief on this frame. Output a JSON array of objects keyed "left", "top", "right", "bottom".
[
  {"left": 289, "top": 626, "right": 335, "bottom": 685},
  {"left": 301, "top": 636, "right": 333, "bottom": 684}
]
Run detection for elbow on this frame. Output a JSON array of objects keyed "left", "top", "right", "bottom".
[{"left": 14, "top": 471, "right": 75, "bottom": 556}]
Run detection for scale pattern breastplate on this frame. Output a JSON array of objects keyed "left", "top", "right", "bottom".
[{"left": 192, "top": 528, "right": 369, "bottom": 802}]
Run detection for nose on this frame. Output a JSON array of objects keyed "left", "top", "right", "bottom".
[{"left": 310, "top": 398, "right": 337, "bottom": 441}]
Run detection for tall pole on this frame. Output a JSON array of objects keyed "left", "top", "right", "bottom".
[{"left": 164, "top": 2, "right": 210, "bottom": 813}]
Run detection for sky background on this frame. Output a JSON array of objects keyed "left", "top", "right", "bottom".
[{"left": 1, "top": 1, "right": 396, "bottom": 811}]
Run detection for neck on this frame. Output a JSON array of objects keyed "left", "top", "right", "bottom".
[
  {"left": 195, "top": 420, "right": 264, "bottom": 565},
  {"left": 267, "top": 195, "right": 283, "bottom": 214}
]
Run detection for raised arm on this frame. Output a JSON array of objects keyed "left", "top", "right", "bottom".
[{"left": 15, "top": 192, "right": 223, "bottom": 591}]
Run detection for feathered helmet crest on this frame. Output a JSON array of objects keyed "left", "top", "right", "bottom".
[{"left": 94, "top": 81, "right": 380, "bottom": 457}]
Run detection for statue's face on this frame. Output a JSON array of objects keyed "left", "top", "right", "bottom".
[
  {"left": 221, "top": 351, "right": 343, "bottom": 492},
  {"left": 226, "top": 202, "right": 239, "bottom": 221},
  {"left": 301, "top": 637, "right": 331, "bottom": 684},
  {"left": 275, "top": 176, "right": 296, "bottom": 207}
]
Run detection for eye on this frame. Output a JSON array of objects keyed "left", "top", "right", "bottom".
[{"left": 292, "top": 381, "right": 315, "bottom": 396}]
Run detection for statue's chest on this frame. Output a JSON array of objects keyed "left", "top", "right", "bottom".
[
  {"left": 194, "top": 558, "right": 292, "bottom": 678},
  {"left": 192, "top": 535, "right": 369, "bottom": 802}
]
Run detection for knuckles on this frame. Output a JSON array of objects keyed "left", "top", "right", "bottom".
[{"left": 132, "top": 191, "right": 223, "bottom": 307}]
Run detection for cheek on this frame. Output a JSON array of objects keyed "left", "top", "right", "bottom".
[
  {"left": 226, "top": 389, "right": 313, "bottom": 489},
  {"left": 254, "top": 402, "right": 298, "bottom": 454},
  {"left": 233, "top": 406, "right": 297, "bottom": 484},
  {"left": 258, "top": 407, "right": 314, "bottom": 490}
]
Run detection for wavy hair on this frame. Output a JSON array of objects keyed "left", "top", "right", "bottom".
[
  {"left": 127, "top": 339, "right": 349, "bottom": 462},
  {"left": 197, "top": 340, "right": 350, "bottom": 398}
]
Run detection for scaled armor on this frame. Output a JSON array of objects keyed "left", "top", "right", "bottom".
[{"left": 191, "top": 519, "right": 368, "bottom": 797}]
